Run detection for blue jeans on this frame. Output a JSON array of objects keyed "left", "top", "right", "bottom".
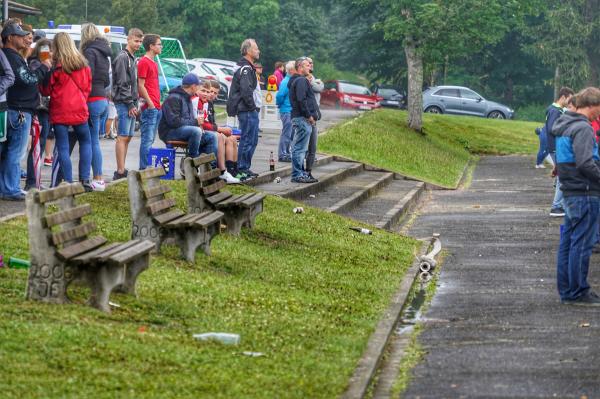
[
  {"left": 165, "top": 126, "right": 202, "bottom": 158},
  {"left": 237, "top": 110, "right": 259, "bottom": 172},
  {"left": 54, "top": 123, "right": 92, "bottom": 182},
  {"left": 278, "top": 112, "right": 293, "bottom": 159},
  {"left": 26, "top": 112, "right": 50, "bottom": 188},
  {"left": 536, "top": 128, "right": 548, "bottom": 166},
  {"left": 557, "top": 196, "right": 600, "bottom": 300},
  {"left": 550, "top": 153, "right": 563, "bottom": 209},
  {"left": 139, "top": 108, "right": 162, "bottom": 169},
  {"left": 306, "top": 123, "right": 318, "bottom": 171},
  {"left": 88, "top": 99, "right": 108, "bottom": 177},
  {"left": 115, "top": 103, "right": 136, "bottom": 136},
  {"left": 291, "top": 117, "right": 312, "bottom": 179},
  {"left": 0, "top": 110, "right": 31, "bottom": 197}
]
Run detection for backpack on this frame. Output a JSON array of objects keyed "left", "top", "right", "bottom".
[{"left": 226, "top": 65, "right": 252, "bottom": 117}]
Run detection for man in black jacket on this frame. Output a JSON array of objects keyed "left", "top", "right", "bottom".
[
  {"left": 0, "top": 23, "right": 50, "bottom": 201},
  {"left": 226, "top": 38, "right": 260, "bottom": 180},
  {"left": 289, "top": 57, "right": 320, "bottom": 183}
]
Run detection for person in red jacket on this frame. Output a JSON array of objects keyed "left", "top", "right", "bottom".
[
  {"left": 41, "top": 32, "right": 93, "bottom": 190},
  {"left": 592, "top": 116, "right": 600, "bottom": 142}
]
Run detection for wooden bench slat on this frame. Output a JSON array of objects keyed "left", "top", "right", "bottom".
[
  {"left": 198, "top": 168, "right": 223, "bottom": 183},
  {"left": 96, "top": 240, "right": 143, "bottom": 262},
  {"left": 37, "top": 183, "right": 85, "bottom": 204},
  {"left": 143, "top": 184, "right": 172, "bottom": 199},
  {"left": 44, "top": 204, "right": 92, "bottom": 227},
  {"left": 70, "top": 242, "right": 122, "bottom": 264},
  {"left": 202, "top": 180, "right": 226, "bottom": 196},
  {"left": 164, "top": 212, "right": 211, "bottom": 228},
  {"left": 108, "top": 240, "right": 156, "bottom": 264},
  {"left": 152, "top": 209, "right": 185, "bottom": 224},
  {"left": 192, "top": 153, "right": 216, "bottom": 167},
  {"left": 136, "top": 167, "right": 166, "bottom": 181},
  {"left": 241, "top": 193, "right": 266, "bottom": 208},
  {"left": 147, "top": 198, "right": 176, "bottom": 215},
  {"left": 205, "top": 191, "right": 233, "bottom": 205},
  {"left": 215, "top": 193, "right": 247, "bottom": 208},
  {"left": 52, "top": 221, "right": 97, "bottom": 246},
  {"left": 194, "top": 211, "right": 224, "bottom": 228},
  {"left": 167, "top": 141, "right": 189, "bottom": 148},
  {"left": 56, "top": 236, "right": 108, "bottom": 260}
]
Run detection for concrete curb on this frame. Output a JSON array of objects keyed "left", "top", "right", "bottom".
[
  {"left": 341, "top": 239, "right": 430, "bottom": 399},
  {"left": 375, "top": 182, "right": 425, "bottom": 231},
  {"left": 327, "top": 172, "right": 395, "bottom": 214},
  {"left": 245, "top": 155, "right": 334, "bottom": 187},
  {"left": 0, "top": 211, "right": 25, "bottom": 222},
  {"left": 281, "top": 162, "right": 365, "bottom": 201}
]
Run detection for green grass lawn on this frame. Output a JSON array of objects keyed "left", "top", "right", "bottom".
[
  {"left": 0, "top": 182, "right": 417, "bottom": 398},
  {"left": 319, "top": 109, "right": 539, "bottom": 188}
]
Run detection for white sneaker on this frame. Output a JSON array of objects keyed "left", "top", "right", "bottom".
[
  {"left": 535, "top": 164, "right": 546, "bottom": 169},
  {"left": 220, "top": 171, "right": 241, "bottom": 184},
  {"left": 91, "top": 180, "right": 106, "bottom": 192}
]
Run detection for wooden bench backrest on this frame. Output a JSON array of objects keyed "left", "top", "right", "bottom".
[
  {"left": 183, "top": 154, "right": 227, "bottom": 213},
  {"left": 27, "top": 183, "right": 101, "bottom": 262}
]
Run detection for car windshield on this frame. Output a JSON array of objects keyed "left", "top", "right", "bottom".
[
  {"left": 220, "top": 67, "right": 234, "bottom": 75},
  {"left": 160, "top": 60, "right": 189, "bottom": 78},
  {"left": 339, "top": 82, "right": 371, "bottom": 96},
  {"left": 378, "top": 88, "right": 400, "bottom": 96},
  {"left": 201, "top": 63, "right": 216, "bottom": 75}
]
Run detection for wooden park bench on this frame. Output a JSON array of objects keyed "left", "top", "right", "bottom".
[
  {"left": 128, "top": 166, "right": 224, "bottom": 262},
  {"left": 183, "top": 154, "right": 265, "bottom": 235},
  {"left": 25, "top": 183, "right": 155, "bottom": 312}
]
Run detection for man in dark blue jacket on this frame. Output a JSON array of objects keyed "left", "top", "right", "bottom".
[
  {"left": 158, "top": 74, "right": 216, "bottom": 160},
  {"left": 0, "top": 23, "right": 50, "bottom": 201},
  {"left": 554, "top": 87, "right": 600, "bottom": 306},
  {"left": 547, "top": 87, "right": 574, "bottom": 217},
  {"left": 289, "top": 57, "right": 321, "bottom": 183},
  {"left": 226, "top": 38, "right": 260, "bottom": 181}
]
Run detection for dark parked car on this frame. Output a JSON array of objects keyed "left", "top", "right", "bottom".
[
  {"left": 372, "top": 85, "right": 406, "bottom": 109},
  {"left": 422, "top": 85, "right": 514, "bottom": 119},
  {"left": 320, "top": 80, "right": 382, "bottom": 110}
]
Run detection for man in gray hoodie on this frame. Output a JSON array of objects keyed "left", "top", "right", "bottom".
[{"left": 554, "top": 87, "right": 600, "bottom": 306}]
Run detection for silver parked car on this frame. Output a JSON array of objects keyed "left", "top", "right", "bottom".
[{"left": 423, "top": 85, "right": 514, "bottom": 119}]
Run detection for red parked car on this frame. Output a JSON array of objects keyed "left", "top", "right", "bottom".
[{"left": 320, "top": 80, "right": 382, "bottom": 110}]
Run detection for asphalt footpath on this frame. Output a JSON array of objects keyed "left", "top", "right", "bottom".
[{"left": 405, "top": 156, "right": 600, "bottom": 398}]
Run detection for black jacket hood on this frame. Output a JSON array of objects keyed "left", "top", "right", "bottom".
[{"left": 84, "top": 38, "right": 112, "bottom": 58}]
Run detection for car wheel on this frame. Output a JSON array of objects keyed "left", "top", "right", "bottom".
[
  {"left": 425, "top": 106, "right": 442, "bottom": 114},
  {"left": 487, "top": 111, "right": 505, "bottom": 119}
]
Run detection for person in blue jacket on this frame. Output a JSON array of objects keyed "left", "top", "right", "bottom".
[
  {"left": 554, "top": 87, "right": 600, "bottom": 306},
  {"left": 275, "top": 60, "right": 295, "bottom": 162},
  {"left": 547, "top": 87, "right": 575, "bottom": 217}
]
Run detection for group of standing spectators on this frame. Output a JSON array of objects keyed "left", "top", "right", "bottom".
[
  {"left": 536, "top": 86, "right": 600, "bottom": 306},
  {"left": 0, "top": 21, "right": 163, "bottom": 200}
]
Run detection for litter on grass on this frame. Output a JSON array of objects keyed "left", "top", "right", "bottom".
[{"left": 194, "top": 332, "right": 240, "bottom": 345}]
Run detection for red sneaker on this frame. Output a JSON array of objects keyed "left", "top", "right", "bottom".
[{"left": 43, "top": 157, "right": 53, "bottom": 166}]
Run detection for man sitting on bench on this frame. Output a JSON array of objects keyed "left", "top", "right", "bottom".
[{"left": 158, "top": 73, "right": 217, "bottom": 159}]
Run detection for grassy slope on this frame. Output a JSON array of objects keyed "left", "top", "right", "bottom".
[
  {"left": 0, "top": 182, "right": 417, "bottom": 399},
  {"left": 319, "top": 109, "right": 539, "bottom": 188}
]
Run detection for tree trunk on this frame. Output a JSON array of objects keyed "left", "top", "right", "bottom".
[
  {"left": 554, "top": 66, "right": 560, "bottom": 100},
  {"left": 404, "top": 39, "right": 424, "bottom": 132},
  {"left": 504, "top": 76, "right": 514, "bottom": 104}
]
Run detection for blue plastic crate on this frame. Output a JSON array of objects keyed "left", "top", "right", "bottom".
[{"left": 147, "top": 147, "right": 175, "bottom": 180}]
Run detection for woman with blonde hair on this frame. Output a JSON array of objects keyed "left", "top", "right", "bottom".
[
  {"left": 80, "top": 23, "right": 112, "bottom": 191},
  {"left": 40, "top": 32, "right": 93, "bottom": 190}
]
